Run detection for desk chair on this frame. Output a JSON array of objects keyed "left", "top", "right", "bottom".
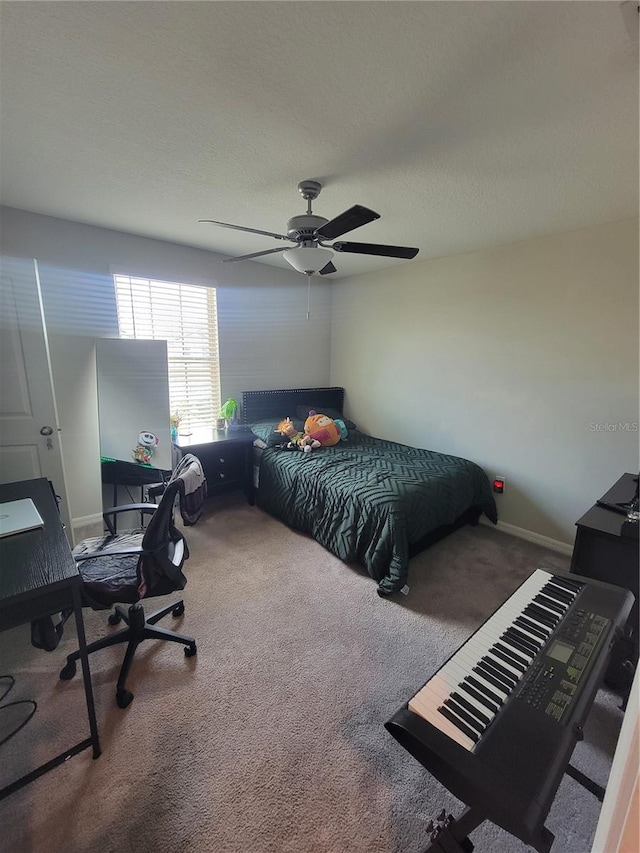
[{"left": 60, "top": 477, "right": 197, "bottom": 708}]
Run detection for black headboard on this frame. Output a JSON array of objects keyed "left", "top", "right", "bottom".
[{"left": 241, "top": 387, "right": 345, "bottom": 425}]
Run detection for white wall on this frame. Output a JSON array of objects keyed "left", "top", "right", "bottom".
[
  {"left": 331, "top": 218, "right": 639, "bottom": 545},
  {"left": 0, "top": 206, "right": 331, "bottom": 532}
]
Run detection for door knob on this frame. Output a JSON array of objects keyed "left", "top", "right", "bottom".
[{"left": 40, "top": 426, "right": 54, "bottom": 436}]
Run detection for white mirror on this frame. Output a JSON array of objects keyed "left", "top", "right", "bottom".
[{"left": 96, "top": 338, "right": 172, "bottom": 471}]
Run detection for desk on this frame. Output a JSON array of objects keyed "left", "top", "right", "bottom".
[
  {"left": 101, "top": 457, "right": 171, "bottom": 505},
  {"left": 101, "top": 458, "right": 171, "bottom": 530},
  {"left": 0, "top": 478, "right": 100, "bottom": 799},
  {"left": 174, "top": 427, "right": 255, "bottom": 505},
  {"left": 570, "top": 473, "right": 639, "bottom": 694}
]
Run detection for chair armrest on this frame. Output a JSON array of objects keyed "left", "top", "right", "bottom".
[{"left": 102, "top": 502, "right": 158, "bottom": 534}]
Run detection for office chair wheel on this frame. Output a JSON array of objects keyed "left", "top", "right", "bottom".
[
  {"left": 184, "top": 643, "right": 197, "bottom": 658},
  {"left": 59, "top": 660, "right": 77, "bottom": 680},
  {"left": 108, "top": 612, "right": 122, "bottom": 626},
  {"left": 116, "top": 688, "right": 134, "bottom": 709},
  {"left": 172, "top": 602, "right": 185, "bottom": 618}
]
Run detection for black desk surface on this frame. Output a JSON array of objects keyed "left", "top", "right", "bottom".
[
  {"left": 174, "top": 426, "right": 255, "bottom": 449},
  {"left": 101, "top": 458, "right": 170, "bottom": 485},
  {"left": 0, "top": 478, "right": 78, "bottom": 608},
  {"left": 575, "top": 473, "right": 639, "bottom": 538},
  {"left": 0, "top": 477, "right": 102, "bottom": 796}
]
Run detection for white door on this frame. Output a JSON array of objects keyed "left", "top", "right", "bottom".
[{"left": 0, "top": 256, "right": 71, "bottom": 531}]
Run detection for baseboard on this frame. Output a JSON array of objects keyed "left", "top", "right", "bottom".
[
  {"left": 479, "top": 517, "right": 574, "bottom": 556},
  {"left": 71, "top": 512, "right": 104, "bottom": 542}
]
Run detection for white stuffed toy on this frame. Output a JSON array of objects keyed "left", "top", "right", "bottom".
[{"left": 133, "top": 431, "right": 159, "bottom": 464}]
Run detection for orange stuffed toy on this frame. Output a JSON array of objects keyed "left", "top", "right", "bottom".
[{"left": 304, "top": 411, "right": 341, "bottom": 446}]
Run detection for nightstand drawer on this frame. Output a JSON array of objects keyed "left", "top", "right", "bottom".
[{"left": 206, "top": 447, "right": 245, "bottom": 482}]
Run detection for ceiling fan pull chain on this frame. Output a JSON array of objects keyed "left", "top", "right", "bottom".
[{"left": 306, "top": 274, "right": 312, "bottom": 320}]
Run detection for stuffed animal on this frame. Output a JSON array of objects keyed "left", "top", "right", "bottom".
[
  {"left": 132, "top": 431, "right": 159, "bottom": 464},
  {"left": 277, "top": 417, "right": 300, "bottom": 440},
  {"left": 334, "top": 418, "right": 349, "bottom": 441},
  {"left": 295, "top": 434, "right": 321, "bottom": 453},
  {"left": 275, "top": 418, "right": 321, "bottom": 452},
  {"left": 304, "top": 411, "right": 341, "bottom": 446}
]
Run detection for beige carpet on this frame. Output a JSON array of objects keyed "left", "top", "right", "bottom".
[{"left": 0, "top": 494, "right": 625, "bottom": 853}]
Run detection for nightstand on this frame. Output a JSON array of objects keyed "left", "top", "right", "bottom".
[{"left": 173, "top": 427, "right": 255, "bottom": 505}]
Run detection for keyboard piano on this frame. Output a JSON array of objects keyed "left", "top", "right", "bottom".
[{"left": 385, "top": 569, "right": 634, "bottom": 853}]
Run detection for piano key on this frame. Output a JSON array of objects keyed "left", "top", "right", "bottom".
[
  {"left": 454, "top": 609, "right": 536, "bottom": 667},
  {"left": 494, "top": 640, "right": 530, "bottom": 666},
  {"left": 456, "top": 646, "right": 519, "bottom": 686},
  {"left": 411, "top": 679, "right": 484, "bottom": 743},
  {"left": 427, "top": 672, "right": 498, "bottom": 724},
  {"left": 475, "top": 662, "right": 514, "bottom": 692},
  {"left": 512, "top": 619, "right": 549, "bottom": 645},
  {"left": 408, "top": 692, "right": 476, "bottom": 751},
  {"left": 446, "top": 658, "right": 509, "bottom": 700},
  {"left": 445, "top": 698, "right": 486, "bottom": 735},
  {"left": 480, "top": 654, "right": 519, "bottom": 683},
  {"left": 478, "top": 651, "right": 519, "bottom": 681},
  {"left": 524, "top": 604, "right": 556, "bottom": 628},
  {"left": 451, "top": 669, "right": 510, "bottom": 710},
  {"left": 504, "top": 629, "right": 539, "bottom": 656},
  {"left": 545, "top": 582, "right": 575, "bottom": 600},
  {"left": 543, "top": 582, "right": 574, "bottom": 604},
  {"left": 442, "top": 597, "right": 550, "bottom": 680},
  {"left": 528, "top": 598, "right": 560, "bottom": 620},
  {"left": 462, "top": 677, "right": 501, "bottom": 713},
  {"left": 497, "top": 633, "right": 535, "bottom": 660},
  {"left": 515, "top": 615, "right": 548, "bottom": 640},
  {"left": 441, "top": 656, "right": 510, "bottom": 700},
  {"left": 450, "top": 692, "right": 492, "bottom": 727},
  {"left": 507, "top": 626, "right": 541, "bottom": 651},
  {"left": 535, "top": 594, "right": 564, "bottom": 615},
  {"left": 437, "top": 705, "right": 480, "bottom": 743},
  {"left": 549, "top": 574, "right": 582, "bottom": 593},
  {"left": 491, "top": 646, "right": 527, "bottom": 673},
  {"left": 488, "top": 643, "right": 528, "bottom": 671}
]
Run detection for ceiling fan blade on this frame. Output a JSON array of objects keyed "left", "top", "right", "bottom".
[
  {"left": 319, "top": 261, "right": 337, "bottom": 275},
  {"left": 315, "top": 205, "right": 380, "bottom": 240},
  {"left": 222, "top": 246, "right": 290, "bottom": 263},
  {"left": 199, "top": 219, "right": 290, "bottom": 241},
  {"left": 332, "top": 242, "right": 419, "bottom": 259}
]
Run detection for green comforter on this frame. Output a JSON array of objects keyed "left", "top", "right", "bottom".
[{"left": 257, "top": 430, "right": 497, "bottom": 594}]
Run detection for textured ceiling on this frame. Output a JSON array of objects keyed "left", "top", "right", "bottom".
[{"left": 0, "top": 1, "right": 637, "bottom": 278}]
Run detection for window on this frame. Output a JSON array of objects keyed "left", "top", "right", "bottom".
[{"left": 113, "top": 275, "right": 220, "bottom": 431}]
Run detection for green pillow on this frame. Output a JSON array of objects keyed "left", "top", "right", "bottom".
[
  {"left": 251, "top": 419, "right": 304, "bottom": 445},
  {"left": 296, "top": 406, "right": 357, "bottom": 431}
]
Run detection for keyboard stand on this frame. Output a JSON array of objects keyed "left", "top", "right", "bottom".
[
  {"left": 422, "top": 807, "right": 481, "bottom": 853},
  {"left": 421, "top": 805, "right": 555, "bottom": 853}
]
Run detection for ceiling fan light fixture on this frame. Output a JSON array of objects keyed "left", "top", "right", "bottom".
[{"left": 283, "top": 246, "right": 334, "bottom": 275}]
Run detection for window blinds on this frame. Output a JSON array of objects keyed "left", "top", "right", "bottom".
[{"left": 114, "top": 275, "right": 220, "bottom": 430}]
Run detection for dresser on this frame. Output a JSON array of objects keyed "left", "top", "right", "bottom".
[{"left": 173, "top": 427, "right": 255, "bottom": 504}]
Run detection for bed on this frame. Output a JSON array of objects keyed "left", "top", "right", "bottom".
[{"left": 242, "top": 387, "right": 497, "bottom": 596}]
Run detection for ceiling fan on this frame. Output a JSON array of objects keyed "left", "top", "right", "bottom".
[{"left": 199, "top": 180, "right": 419, "bottom": 275}]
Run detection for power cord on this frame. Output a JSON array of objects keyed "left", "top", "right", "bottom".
[{"left": 0, "top": 675, "right": 37, "bottom": 748}]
